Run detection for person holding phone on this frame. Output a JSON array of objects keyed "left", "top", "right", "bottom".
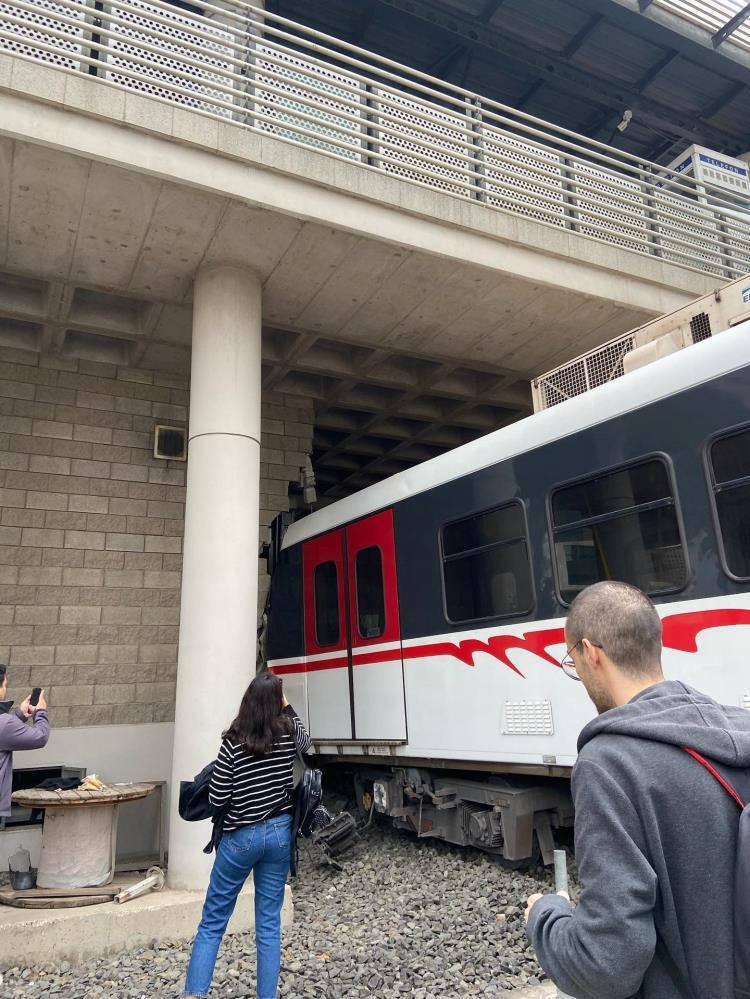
[
  {"left": 0, "top": 664, "right": 50, "bottom": 818},
  {"left": 183, "top": 671, "right": 310, "bottom": 999}
]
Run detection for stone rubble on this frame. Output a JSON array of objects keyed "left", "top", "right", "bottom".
[{"left": 2, "top": 822, "right": 578, "bottom": 997}]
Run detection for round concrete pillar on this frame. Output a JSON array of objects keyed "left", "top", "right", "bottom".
[{"left": 168, "top": 264, "right": 262, "bottom": 889}]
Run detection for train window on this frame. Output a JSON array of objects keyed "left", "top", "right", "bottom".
[
  {"left": 550, "top": 458, "right": 687, "bottom": 604},
  {"left": 355, "top": 546, "right": 386, "bottom": 639},
  {"left": 441, "top": 502, "right": 533, "bottom": 623},
  {"left": 314, "top": 561, "right": 339, "bottom": 647},
  {"left": 709, "top": 428, "right": 750, "bottom": 579}
]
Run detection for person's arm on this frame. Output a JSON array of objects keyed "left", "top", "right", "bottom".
[
  {"left": 0, "top": 710, "right": 50, "bottom": 752},
  {"left": 208, "top": 738, "right": 234, "bottom": 810},
  {"left": 526, "top": 757, "right": 657, "bottom": 999},
  {"left": 283, "top": 703, "right": 312, "bottom": 754}
]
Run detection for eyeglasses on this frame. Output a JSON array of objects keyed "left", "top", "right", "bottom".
[{"left": 559, "top": 639, "right": 602, "bottom": 681}]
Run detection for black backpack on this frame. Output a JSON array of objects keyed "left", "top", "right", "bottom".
[
  {"left": 289, "top": 745, "right": 323, "bottom": 876},
  {"left": 683, "top": 748, "right": 750, "bottom": 999}
]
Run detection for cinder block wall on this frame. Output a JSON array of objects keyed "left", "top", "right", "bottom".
[{"left": 0, "top": 347, "right": 313, "bottom": 728}]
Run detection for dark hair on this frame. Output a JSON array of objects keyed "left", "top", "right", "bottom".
[
  {"left": 224, "top": 671, "right": 290, "bottom": 756},
  {"left": 0, "top": 664, "right": 6, "bottom": 684},
  {"left": 566, "top": 580, "right": 663, "bottom": 678}
]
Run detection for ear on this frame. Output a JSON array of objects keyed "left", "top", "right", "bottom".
[{"left": 581, "top": 639, "right": 605, "bottom": 672}]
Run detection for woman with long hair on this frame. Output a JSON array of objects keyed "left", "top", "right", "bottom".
[{"left": 183, "top": 671, "right": 311, "bottom": 999}]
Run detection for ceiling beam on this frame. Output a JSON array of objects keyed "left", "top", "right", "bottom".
[
  {"left": 315, "top": 362, "right": 459, "bottom": 467},
  {"left": 324, "top": 375, "right": 525, "bottom": 496},
  {"left": 635, "top": 49, "right": 678, "bottom": 92},
  {"left": 516, "top": 78, "right": 544, "bottom": 111},
  {"left": 350, "top": 3, "right": 376, "bottom": 45},
  {"left": 479, "top": 0, "right": 506, "bottom": 23},
  {"left": 700, "top": 79, "right": 747, "bottom": 120},
  {"left": 261, "top": 331, "right": 318, "bottom": 391},
  {"left": 713, "top": 2, "right": 750, "bottom": 48},
  {"left": 561, "top": 13, "right": 602, "bottom": 60},
  {"left": 374, "top": 0, "right": 744, "bottom": 152},
  {"left": 428, "top": 42, "right": 466, "bottom": 76}
]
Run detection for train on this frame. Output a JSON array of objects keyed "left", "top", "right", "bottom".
[{"left": 265, "top": 318, "right": 750, "bottom": 865}]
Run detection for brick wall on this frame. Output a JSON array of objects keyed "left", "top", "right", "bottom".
[{"left": 0, "top": 347, "right": 314, "bottom": 728}]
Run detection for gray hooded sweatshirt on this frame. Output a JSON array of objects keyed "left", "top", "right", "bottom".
[
  {"left": 0, "top": 701, "right": 50, "bottom": 816},
  {"left": 527, "top": 680, "right": 750, "bottom": 999}
]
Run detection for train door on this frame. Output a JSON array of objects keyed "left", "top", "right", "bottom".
[
  {"left": 302, "top": 510, "right": 407, "bottom": 741},
  {"left": 302, "top": 529, "right": 352, "bottom": 739},
  {"left": 345, "top": 510, "right": 407, "bottom": 741}
]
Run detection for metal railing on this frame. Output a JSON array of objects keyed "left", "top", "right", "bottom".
[{"left": 3, "top": 0, "right": 750, "bottom": 278}]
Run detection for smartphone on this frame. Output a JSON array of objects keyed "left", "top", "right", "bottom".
[{"left": 30, "top": 687, "right": 42, "bottom": 707}]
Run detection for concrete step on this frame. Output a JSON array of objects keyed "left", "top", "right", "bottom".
[{"left": 0, "top": 883, "right": 293, "bottom": 969}]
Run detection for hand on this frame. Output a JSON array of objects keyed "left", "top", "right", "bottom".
[
  {"left": 35, "top": 691, "right": 47, "bottom": 712},
  {"left": 524, "top": 893, "right": 543, "bottom": 923},
  {"left": 17, "top": 697, "right": 33, "bottom": 720},
  {"left": 281, "top": 694, "right": 289, "bottom": 708},
  {"left": 524, "top": 890, "right": 569, "bottom": 924}
]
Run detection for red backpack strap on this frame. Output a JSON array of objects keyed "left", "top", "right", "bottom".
[{"left": 682, "top": 747, "right": 745, "bottom": 810}]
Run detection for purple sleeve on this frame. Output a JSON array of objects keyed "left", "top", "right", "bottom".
[{"left": 0, "top": 710, "right": 50, "bottom": 751}]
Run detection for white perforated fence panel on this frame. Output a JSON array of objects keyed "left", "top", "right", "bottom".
[
  {"left": 535, "top": 334, "right": 635, "bottom": 410},
  {"left": 255, "top": 46, "right": 361, "bottom": 159},
  {"left": 571, "top": 162, "right": 648, "bottom": 253},
  {"left": 103, "top": 0, "right": 235, "bottom": 116},
  {"left": 720, "top": 215, "right": 750, "bottom": 275},
  {"left": 657, "top": 193, "right": 725, "bottom": 276},
  {"left": 0, "top": 0, "right": 86, "bottom": 70},
  {"left": 483, "top": 131, "right": 568, "bottom": 227},
  {"left": 376, "top": 89, "right": 472, "bottom": 197}
]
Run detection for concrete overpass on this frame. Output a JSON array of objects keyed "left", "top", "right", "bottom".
[{"left": 0, "top": 0, "right": 744, "bottom": 887}]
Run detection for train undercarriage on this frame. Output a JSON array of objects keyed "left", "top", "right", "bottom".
[{"left": 327, "top": 761, "right": 574, "bottom": 865}]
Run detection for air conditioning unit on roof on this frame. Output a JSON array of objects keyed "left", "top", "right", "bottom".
[{"left": 531, "top": 272, "right": 750, "bottom": 413}]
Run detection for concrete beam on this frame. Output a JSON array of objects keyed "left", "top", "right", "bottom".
[{"left": 0, "top": 70, "right": 715, "bottom": 320}]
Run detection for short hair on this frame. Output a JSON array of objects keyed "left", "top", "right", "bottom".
[{"left": 566, "top": 581, "right": 662, "bottom": 678}]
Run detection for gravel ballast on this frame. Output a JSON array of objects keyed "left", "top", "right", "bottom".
[{"left": 1, "top": 821, "right": 578, "bottom": 997}]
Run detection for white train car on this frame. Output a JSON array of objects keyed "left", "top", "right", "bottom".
[{"left": 266, "top": 322, "right": 750, "bottom": 863}]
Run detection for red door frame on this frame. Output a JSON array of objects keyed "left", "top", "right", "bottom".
[
  {"left": 302, "top": 530, "right": 348, "bottom": 660},
  {"left": 345, "top": 509, "right": 401, "bottom": 654},
  {"left": 302, "top": 509, "right": 403, "bottom": 739}
]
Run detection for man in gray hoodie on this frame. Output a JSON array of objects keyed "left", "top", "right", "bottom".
[
  {"left": 525, "top": 581, "right": 750, "bottom": 999},
  {"left": 0, "top": 664, "right": 50, "bottom": 816}
]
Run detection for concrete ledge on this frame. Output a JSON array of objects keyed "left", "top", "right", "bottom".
[
  {"left": 0, "top": 51, "right": 716, "bottom": 317},
  {"left": 0, "top": 883, "right": 293, "bottom": 968}
]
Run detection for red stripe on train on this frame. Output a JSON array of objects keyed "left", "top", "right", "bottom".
[{"left": 268, "top": 608, "right": 750, "bottom": 677}]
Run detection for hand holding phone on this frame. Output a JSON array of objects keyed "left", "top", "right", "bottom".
[{"left": 30, "top": 687, "right": 42, "bottom": 707}]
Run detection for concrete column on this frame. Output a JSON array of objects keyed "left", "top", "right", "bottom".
[{"left": 168, "top": 264, "right": 262, "bottom": 890}]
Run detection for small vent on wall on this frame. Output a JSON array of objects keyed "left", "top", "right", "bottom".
[
  {"left": 503, "top": 699, "right": 554, "bottom": 736},
  {"left": 690, "top": 312, "right": 712, "bottom": 343},
  {"left": 154, "top": 425, "right": 187, "bottom": 461}
]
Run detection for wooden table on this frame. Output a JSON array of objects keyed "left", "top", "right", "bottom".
[{"left": 11, "top": 784, "right": 156, "bottom": 890}]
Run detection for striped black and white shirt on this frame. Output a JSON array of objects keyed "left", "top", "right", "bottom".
[{"left": 208, "top": 705, "right": 311, "bottom": 831}]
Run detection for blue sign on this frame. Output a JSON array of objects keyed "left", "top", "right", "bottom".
[{"left": 698, "top": 153, "right": 747, "bottom": 177}]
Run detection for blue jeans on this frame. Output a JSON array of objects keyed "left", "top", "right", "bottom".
[{"left": 183, "top": 813, "right": 292, "bottom": 999}]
